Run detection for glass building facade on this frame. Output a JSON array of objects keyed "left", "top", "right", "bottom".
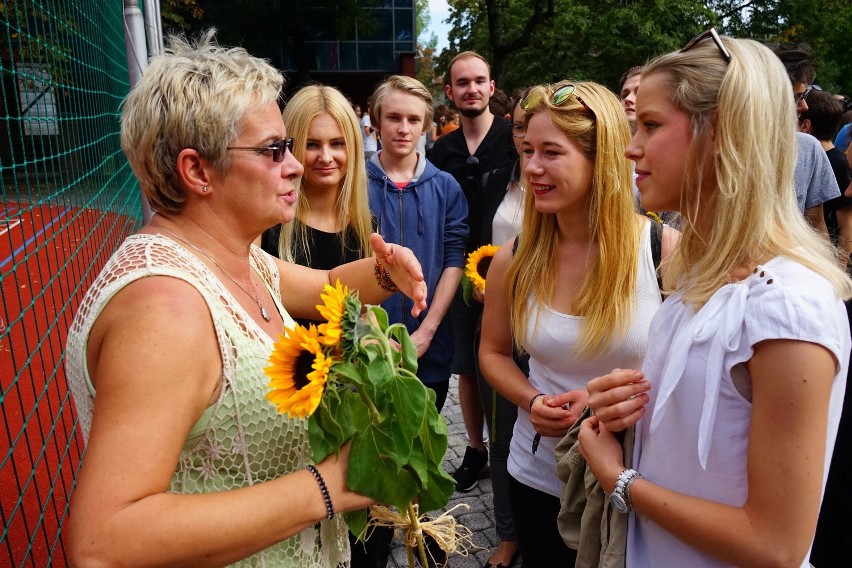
[
  {"left": 289, "top": 0, "right": 415, "bottom": 72},
  {"left": 201, "top": 0, "right": 415, "bottom": 74}
]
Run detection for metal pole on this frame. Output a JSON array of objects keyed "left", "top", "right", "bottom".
[
  {"left": 143, "top": 0, "right": 164, "bottom": 57},
  {"left": 123, "top": 0, "right": 154, "bottom": 223}
]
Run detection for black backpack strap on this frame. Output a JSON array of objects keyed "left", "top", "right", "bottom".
[
  {"left": 508, "top": 235, "right": 529, "bottom": 375},
  {"left": 650, "top": 218, "right": 664, "bottom": 294},
  {"left": 480, "top": 167, "right": 499, "bottom": 191}
]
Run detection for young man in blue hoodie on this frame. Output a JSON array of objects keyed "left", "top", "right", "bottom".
[{"left": 367, "top": 75, "right": 469, "bottom": 412}]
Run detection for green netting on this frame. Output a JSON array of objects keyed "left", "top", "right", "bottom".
[{"left": 0, "top": 1, "right": 142, "bottom": 565}]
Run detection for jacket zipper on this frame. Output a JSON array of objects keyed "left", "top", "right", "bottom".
[{"left": 397, "top": 187, "right": 406, "bottom": 323}]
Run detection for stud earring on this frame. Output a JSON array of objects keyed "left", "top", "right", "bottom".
[{"left": 202, "top": 186, "right": 208, "bottom": 193}]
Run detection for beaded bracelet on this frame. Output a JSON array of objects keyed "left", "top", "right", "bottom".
[
  {"left": 306, "top": 464, "right": 335, "bottom": 520},
  {"left": 374, "top": 259, "right": 399, "bottom": 293}
]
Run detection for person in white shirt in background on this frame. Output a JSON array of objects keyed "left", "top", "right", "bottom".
[{"left": 361, "top": 103, "right": 378, "bottom": 159}]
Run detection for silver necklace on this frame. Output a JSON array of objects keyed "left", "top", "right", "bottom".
[{"left": 150, "top": 222, "right": 272, "bottom": 322}]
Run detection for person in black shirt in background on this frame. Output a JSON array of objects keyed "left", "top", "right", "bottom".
[
  {"left": 799, "top": 88, "right": 852, "bottom": 262},
  {"left": 429, "top": 50, "right": 517, "bottom": 568}
]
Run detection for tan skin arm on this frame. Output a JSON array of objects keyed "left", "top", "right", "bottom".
[
  {"left": 69, "top": 277, "right": 373, "bottom": 567},
  {"left": 580, "top": 339, "right": 836, "bottom": 567},
  {"left": 478, "top": 241, "right": 581, "bottom": 437},
  {"left": 805, "top": 203, "right": 831, "bottom": 241},
  {"left": 277, "top": 233, "right": 427, "bottom": 321},
  {"left": 835, "top": 206, "right": 852, "bottom": 270}
]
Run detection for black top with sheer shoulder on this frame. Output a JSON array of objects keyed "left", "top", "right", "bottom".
[{"left": 261, "top": 222, "right": 363, "bottom": 327}]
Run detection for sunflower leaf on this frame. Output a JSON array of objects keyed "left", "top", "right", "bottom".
[
  {"left": 422, "top": 401, "right": 450, "bottom": 465},
  {"left": 308, "top": 410, "right": 338, "bottom": 462},
  {"left": 365, "top": 304, "right": 389, "bottom": 331},
  {"left": 344, "top": 509, "right": 369, "bottom": 542},
  {"left": 308, "top": 388, "right": 349, "bottom": 461},
  {"left": 417, "top": 461, "right": 456, "bottom": 512},
  {"left": 349, "top": 425, "right": 418, "bottom": 509},
  {"left": 387, "top": 323, "right": 418, "bottom": 373},
  {"left": 366, "top": 357, "right": 394, "bottom": 392},
  {"left": 383, "top": 372, "right": 427, "bottom": 462},
  {"left": 460, "top": 272, "right": 474, "bottom": 306},
  {"left": 359, "top": 340, "right": 385, "bottom": 363},
  {"left": 416, "top": 405, "right": 455, "bottom": 510},
  {"left": 333, "top": 361, "right": 370, "bottom": 388}
]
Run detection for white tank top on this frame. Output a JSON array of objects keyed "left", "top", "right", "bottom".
[{"left": 508, "top": 220, "right": 662, "bottom": 496}]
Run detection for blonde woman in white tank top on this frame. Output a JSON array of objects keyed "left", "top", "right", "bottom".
[{"left": 480, "top": 81, "right": 676, "bottom": 567}]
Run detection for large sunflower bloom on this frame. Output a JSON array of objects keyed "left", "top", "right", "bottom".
[
  {"left": 317, "top": 280, "right": 348, "bottom": 347},
  {"left": 265, "top": 324, "right": 332, "bottom": 418},
  {"left": 465, "top": 244, "right": 499, "bottom": 292}
]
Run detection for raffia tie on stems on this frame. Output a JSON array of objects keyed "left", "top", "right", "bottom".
[{"left": 365, "top": 503, "right": 477, "bottom": 565}]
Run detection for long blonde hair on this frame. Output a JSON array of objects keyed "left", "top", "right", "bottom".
[
  {"left": 507, "top": 81, "right": 642, "bottom": 356},
  {"left": 278, "top": 85, "right": 372, "bottom": 263},
  {"left": 645, "top": 38, "right": 852, "bottom": 305}
]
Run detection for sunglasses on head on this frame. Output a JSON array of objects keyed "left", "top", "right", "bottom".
[
  {"left": 520, "top": 84, "right": 592, "bottom": 114},
  {"left": 227, "top": 137, "right": 295, "bottom": 163},
  {"left": 680, "top": 27, "right": 731, "bottom": 64}
]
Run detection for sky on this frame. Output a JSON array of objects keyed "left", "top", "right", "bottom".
[{"left": 426, "top": 0, "right": 452, "bottom": 54}]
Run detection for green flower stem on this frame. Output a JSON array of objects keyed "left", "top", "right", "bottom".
[
  {"left": 396, "top": 368, "right": 420, "bottom": 382},
  {"left": 377, "top": 330, "right": 398, "bottom": 369},
  {"left": 355, "top": 384, "right": 382, "bottom": 424},
  {"left": 406, "top": 542, "right": 415, "bottom": 568},
  {"left": 407, "top": 502, "right": 429, "bottom": 568},
  {"left": 360, "top": 327, "right": 398, "bottom": 371}
]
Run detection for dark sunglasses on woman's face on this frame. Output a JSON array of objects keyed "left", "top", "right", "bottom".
[{"left": 227, "top": 137, "right": 295, "bottom": 163}]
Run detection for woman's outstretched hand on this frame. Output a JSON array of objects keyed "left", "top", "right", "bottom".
[{"left": 370, "top": 233, "right": 427, "bottom": 317}]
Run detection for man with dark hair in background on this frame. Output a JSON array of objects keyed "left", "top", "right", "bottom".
[
  {"left": 429, "top": 51, "right": 516, "bottom": 497},
  {"left": 799, "top": 89, "right": 852, "bottom": 258},
  {"left": 767, "top": 43, "right": 840, "bottom": 239},
  {"left": 489, "top": 88, "right": 513, "bottom": 119}
]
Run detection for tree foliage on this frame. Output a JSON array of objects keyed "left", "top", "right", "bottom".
[
  {"left": 437, "top": 0, "right": 852, "bottom": 96},
  {"left": 0, "top": 0, "right": 76, "bottom": 85},
  {"left": 161, "top": 0, "right": 204, "bottom": 34},
  {"left": 415, "top": 0, "right": 442, "bottom": 97}
]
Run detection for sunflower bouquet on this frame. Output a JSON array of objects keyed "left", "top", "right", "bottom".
[
  {"left": 460, "top": 244, "right": 500, "bottom": 305},
  {"left": 265, "top": 281, "right": 462, "bottom": 567}
]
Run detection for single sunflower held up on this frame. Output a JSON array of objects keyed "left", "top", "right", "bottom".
[
  {"left": 265, "top": 281, "right": 470, "bottom": 568},
  {"left": 460, "top": 244, "right": 499, "bottom": 305}
]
